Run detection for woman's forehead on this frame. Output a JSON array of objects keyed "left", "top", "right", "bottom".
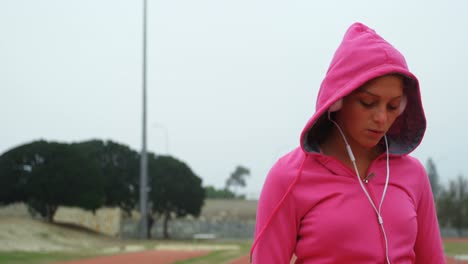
[{"left": 353, "top": 75, "right": 404, "bottom": 96}]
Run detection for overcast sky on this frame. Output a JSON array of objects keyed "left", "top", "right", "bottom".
[{"left": 1, "top": 0, "right": 466, "bottom": 199}]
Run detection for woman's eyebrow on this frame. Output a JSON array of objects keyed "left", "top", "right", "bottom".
[{"left": 358, "top": 90, "right": 403, "bottom": 99}]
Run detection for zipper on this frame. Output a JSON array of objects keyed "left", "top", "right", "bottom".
[
  {"left": 365, "top": 181, "right": 381, "bottom": 211},
  {"left": 365, "top": 180, "right": 390, "bottom": 261},
  {"left": 363, "top": 172, "right": 375, "bottom": 183},
  {"left": 362, "top": 152, "right": 387, "bottom": 183}
]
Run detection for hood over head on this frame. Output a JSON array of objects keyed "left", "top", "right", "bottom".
[{"left": 301, "top": 22, "right": 426, "bottom": 155}]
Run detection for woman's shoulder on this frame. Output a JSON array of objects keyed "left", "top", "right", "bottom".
[
  {"left": 395, "top": 154, "right": 426, "bottom": 172},
  {"left": 266, "top": 147, "right": 307, "bottom": 184},
  {"left": 392, "top": 154, "right": 429, "bottom": 188}
]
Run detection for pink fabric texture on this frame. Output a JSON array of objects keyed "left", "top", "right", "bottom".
[{"left": 251, "top": 22, "right": 445, "bottom": 263}]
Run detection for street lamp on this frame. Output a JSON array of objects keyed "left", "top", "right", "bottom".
[{"left": 139, "top": 0, "right": 149, "bottom": 239}]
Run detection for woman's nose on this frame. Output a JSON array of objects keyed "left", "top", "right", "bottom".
[{"left": 373, "top": 107, "right": 388, "bottom": 124}]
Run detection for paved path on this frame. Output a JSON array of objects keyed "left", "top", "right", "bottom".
[
  {"left": 228, "top": 255, "right": 249, "bottom": 264},
  {"left": 55, "top": 250, "right": 210, "bottom": 264},
  {"left": 447, "top": 256, "right": 468, "bottom": 264},
  {"left": 228, "top": 255, "right": 296, "bottom": 264}
]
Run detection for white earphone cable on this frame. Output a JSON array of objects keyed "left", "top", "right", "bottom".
[{"left": 329, "top": 115, "right": 391, "bottom": 264}]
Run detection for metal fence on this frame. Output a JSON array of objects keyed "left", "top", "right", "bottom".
[{"left": 121, "top": 217, "right": 255, "bottom": 240}]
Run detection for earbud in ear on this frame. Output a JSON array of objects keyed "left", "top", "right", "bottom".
[
  {"left": 329, "top": 99, "right": 343, "bottom": 112},
  {"left": 398, "top": 95, "right": 407, "bottom": 115}
]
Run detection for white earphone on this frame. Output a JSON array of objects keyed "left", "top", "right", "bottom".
[{"left": 327, "top": 109, "right": 393, "bottom": 264}]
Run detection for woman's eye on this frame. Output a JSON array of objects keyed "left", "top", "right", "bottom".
[
  {"left": 359, "top": 100, "right": 375, "bottom": 108},
  {"left": 387, "top": 104, "right": 399, "bottom": 111}
]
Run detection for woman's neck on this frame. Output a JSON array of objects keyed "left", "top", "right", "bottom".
[{"left": 320, "top": 128, "right": 383, "bottom": 178}]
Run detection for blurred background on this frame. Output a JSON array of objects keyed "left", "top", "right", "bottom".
[{"left": 1, "top": 0, "right": 467, "bottom": 263}]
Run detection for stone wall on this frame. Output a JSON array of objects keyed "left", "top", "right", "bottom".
[
  {"left": 54, "top": 207, "right": 122, "bottom": 237},
  {"left": 121, "top": 217, "right": 255, "bottom": 240},
  {"left": 1, "top": 199, "right": 258, "bottom": 239},
  {"left": 122, "top": 199, "right": 257, "bottom": 239}
]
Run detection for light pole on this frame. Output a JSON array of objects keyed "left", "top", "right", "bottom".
[{"left": 139, "top": 0, "right": 148, "bottom": 239}]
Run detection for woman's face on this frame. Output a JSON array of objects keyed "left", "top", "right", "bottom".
[{"left": 336, "top": 75, "right": 405, "bottom": 149}]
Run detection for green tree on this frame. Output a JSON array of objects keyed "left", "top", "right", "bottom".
[
  {"left": 72, "top": 140, "right": 140, "bottom": 214},
  {"left": 426, "top": 158, "right": 440, "bottom": 200},
  {"left": 0, "top": 140, "right": 103, "bottom": 221},
  {"left": 225, "top": 165, "right": 250, "bottom": 196},
  {"left": 204, "top": 185, "right": 236, "bottom": 199},
  {"left": 147, "top": 154, "right": 205, "bottom": 239},
  {"left": 0, "top": 141, "right": 43, "bottom": 205},
  {"left": 438, "top": 174, "right": 468, "bottom": 236}
]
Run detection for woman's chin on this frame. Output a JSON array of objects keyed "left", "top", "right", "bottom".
[{"left": 359, "top": 139, "right": 382, "bottom": 149}]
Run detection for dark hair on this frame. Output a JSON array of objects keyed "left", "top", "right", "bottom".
[{"left": 308, "top": 112, "right": 335, "bottom": 145}]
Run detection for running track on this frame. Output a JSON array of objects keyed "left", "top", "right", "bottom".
[
  {"left": 227, "top": 255, "right": 468, "bottom": 264},
  {"left": 57, "top": 252, "right": 467, "bottom": 264},
  {"left": 55, "top": 250, "right": 209, "bottom": 264},
  {"left": 56, "top": 238, "right": 468, "bottom": 264}
]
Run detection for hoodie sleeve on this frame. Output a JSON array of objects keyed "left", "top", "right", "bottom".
[
  {"left": 413, "top": 161, "right": 446, "bottom": 264},
  {"left": 251, "top": 158, "right": 298, "bottom": 263}
]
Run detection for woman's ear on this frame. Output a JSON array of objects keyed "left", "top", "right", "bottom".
[
  {"left": 329, "top": 99, "right": 343, "bottom": 112},
  {"left": 398, "top": 95, "right": 407, "bottom": 115}
]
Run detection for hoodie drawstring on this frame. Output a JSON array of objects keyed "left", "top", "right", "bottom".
[{"left": 249, "top": 154, "right": 309, "bottom": 263}]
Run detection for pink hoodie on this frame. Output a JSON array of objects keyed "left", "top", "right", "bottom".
[{"left": 251, "top": 23, "right": 445, "bottom": 263}]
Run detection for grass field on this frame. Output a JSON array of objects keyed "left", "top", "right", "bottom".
[
  {"left": 0, "top": 239, "right": 250, "bottom": 264},
  {"left": 173, "top": 241, "right": 251, "bottom": 264},
  {"left": 444, "top": 240, "right": 468, "bottom": 256},
  {"left": 0, "top": 251, "right": 100, "bottom": 264},
  {"left": 0, "top": 239, "right": 466, "bottom": 264}
]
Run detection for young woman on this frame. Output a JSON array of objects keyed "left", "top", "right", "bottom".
[{"left": 251, "top": 22, "right": 445, "bottom": 263}]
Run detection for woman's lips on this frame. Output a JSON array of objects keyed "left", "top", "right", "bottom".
[{"left": 368, "top": 129, "right": 384, "bottom": 137}]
